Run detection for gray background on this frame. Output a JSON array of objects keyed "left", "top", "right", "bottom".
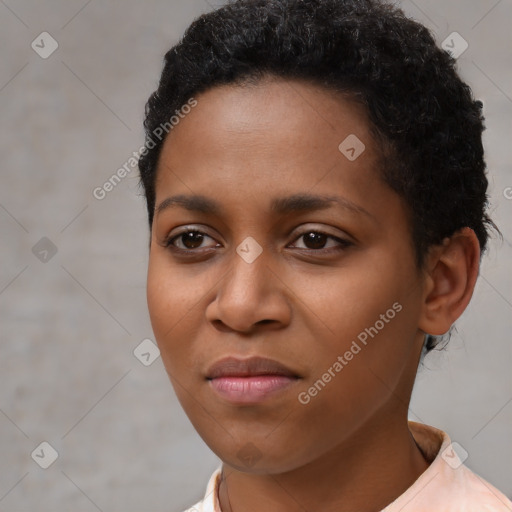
[{"left": 0, "top": 0, "right": 511, "bottom": 510}]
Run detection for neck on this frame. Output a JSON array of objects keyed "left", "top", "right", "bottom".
[{"left": 218, "top": 414, "right": 430, "bottom": 512}]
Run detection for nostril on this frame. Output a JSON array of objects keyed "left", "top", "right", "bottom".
[{"left": 211, "top": 319, "right": 232, "bottom": 333}]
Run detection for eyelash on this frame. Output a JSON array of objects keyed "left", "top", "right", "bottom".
[{"left": 163, "top": 228, "right": 353, "bottom": 255}]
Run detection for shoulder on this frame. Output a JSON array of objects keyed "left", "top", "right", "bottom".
[
  {"left": 179, "top": 466, "right": 223, "bottom": 512},
  {"left": 385, "top": 422, "right": 512, "bottom": 512},
  {"left": 415, "top": 462, "right": 512, "bottom": 511},
  {"left": 181, "top": 504, "right": 202, "bottom": 512},
  {"left": 442, "top": 462, "right": 512, "bottom": 511}
]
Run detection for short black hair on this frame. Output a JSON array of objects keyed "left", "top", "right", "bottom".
[{"left": 138, "top": 0, "right": 497, "bottom": 351}]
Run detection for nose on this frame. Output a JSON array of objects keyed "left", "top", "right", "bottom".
[{"left": 205, "top": 244, "right": 292, "bottom": 334}]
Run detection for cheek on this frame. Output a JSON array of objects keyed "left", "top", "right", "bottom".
[
  {"left": 146, "top": 254, "right": 207, "bottom": 368},
  {"left": 147, "top": 249, "right": 208, "bottom": 318},
  {"left": 291, "top": 259, "right": 404, "bottom": 343},
  {"left": 295, "top": 254, "right": 420, "bottom": 386}
]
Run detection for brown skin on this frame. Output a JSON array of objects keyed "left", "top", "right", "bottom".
[{"left": 146, "top": 76, "right": 480, "bottom": 512}]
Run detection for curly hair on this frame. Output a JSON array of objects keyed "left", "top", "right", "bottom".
[{"left": 138, "top": 0, "right": 497, "bottom": 352}]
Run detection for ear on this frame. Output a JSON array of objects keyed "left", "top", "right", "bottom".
[{"left": 418, "top": 227, "right": 481, "bottom": 336}]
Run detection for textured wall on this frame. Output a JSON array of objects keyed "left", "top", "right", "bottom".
[{"left": 0, "top": 0, "right": 510, "bottom": 510}]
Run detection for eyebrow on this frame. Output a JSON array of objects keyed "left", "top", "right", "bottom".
[{"left": 155, "top": 193, "right": 374, "bottom": 220}]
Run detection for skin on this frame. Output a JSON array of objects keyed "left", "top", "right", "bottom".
[{"left": 146, "top": 76, "right": 480, "bottom": 512}]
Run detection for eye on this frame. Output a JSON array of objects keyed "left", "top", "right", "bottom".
[
  {"left": 289, "top": 230, "right": 352, "bottom": 251},
  {"left": 163, "top": 227, "right": 352, "bottom": 254},
  {"left": 165, "top": 229, "right": 219, "bottom": 251}
]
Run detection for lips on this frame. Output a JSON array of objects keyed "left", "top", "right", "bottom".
[
  {"left": 206, "top": 356, "right": 300, "bottom": 404},
  {"left": 206, "top": 356, "right": 299, "bottom": 379}
]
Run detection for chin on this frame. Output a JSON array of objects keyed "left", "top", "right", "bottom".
[{"left": 202, "top": 432, "right": 315, "bottom": 475}]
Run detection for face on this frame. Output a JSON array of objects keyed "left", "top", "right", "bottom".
[{"left": 147, "top": 77, "right": 428, "bottom": 473}]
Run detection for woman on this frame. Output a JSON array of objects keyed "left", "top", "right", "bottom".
[{"left": 138, "top": 0, "right": 512, "bottom": 510}]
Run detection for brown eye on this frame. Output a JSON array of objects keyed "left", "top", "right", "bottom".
[
  {"left": 301, "top": 232, "right": 328, "bottom": 249},
  {"left": 290, "top": 230, "right": 352, "bottom": 251},
  {"left": 165, "top": 230, "right": 218, "bottom": 251},
  {"left": 180, "top": 231, "right": 205, "bottom": 249}
]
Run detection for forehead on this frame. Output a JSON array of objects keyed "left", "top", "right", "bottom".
[{"left": 155, "top": 77, "right": 379, "bottom": 193}]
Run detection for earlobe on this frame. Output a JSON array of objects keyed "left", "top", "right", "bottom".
[{"left": 418, "top": 227, "right": 481, "bottom": 336}]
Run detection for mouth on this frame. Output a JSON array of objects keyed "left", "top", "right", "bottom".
[{"left": 206, "top": 356, "right": 301, "bottom": 404}]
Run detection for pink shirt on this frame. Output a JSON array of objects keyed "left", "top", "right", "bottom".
[{"left": 183, "top": 421, "right": 512, "bottom": 512}]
